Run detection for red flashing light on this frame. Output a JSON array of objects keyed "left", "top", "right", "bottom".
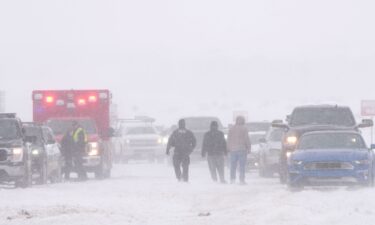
[
  {"left": 78, "top": 98, "right": 86, "bottom": 105},
  {"left": 88, "top": 95, "right": 97, "bottom": 103},
  {"left": 45, "top": 96, "right": 54, "bottom": 103}
]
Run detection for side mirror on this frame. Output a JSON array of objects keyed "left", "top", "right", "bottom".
[
  {"left": 259, "top": 138, "right": 266, "bottom": 143},
  {"left": 357, "top": 119, "right": 374, "bottom": 129},
  {"left": 108, "top": 127, "right": 115, "bottom": 138},
  {"left": 286, "top": 115, "right": 291, "bottom": 123},
  {"left": 24, "top": 136, "right": 37, "bottom": 144}
]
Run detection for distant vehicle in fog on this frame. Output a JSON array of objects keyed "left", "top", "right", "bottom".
[
  {"left": 245, "top": 121, "right": 271, "bottom": 170},
  {"left": 0, "top": 113, "right": 33, "bottom": 188},
  {"left": 114, "top": 118, "right": 167, "bottom": 163},
  {"left": 287, "top": 130, "right": 375, "bottom": 189},
  {"left": 273, "top": 104, "right": 374, "bottom": 183},
  {"left": 23, "top": 122, "right": 62, "bottom": 184},
  {"left": 258, "top": 127, "right": 285, "bottom": 177},
  {"left": 181, "top": 117, "right": 226, "bottom": 161}
]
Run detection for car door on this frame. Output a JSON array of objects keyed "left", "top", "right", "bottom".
[{"left": 42, "top": 127, "right": 60, "bottom": 173}]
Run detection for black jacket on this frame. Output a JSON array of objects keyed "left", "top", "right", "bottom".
[
  {"left": 202, "top": 129, "right": 227, "bottom": 157},
  {"left": 167, "top": 129, "right": 196, "bottom": 156},
  {"left": 61, "top": 132, "right": 74, "bottom": 157}
]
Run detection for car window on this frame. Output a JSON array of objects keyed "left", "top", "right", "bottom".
[
  {"left": 47, "top": 119, "right": 97, "bottom": 135},
  {"left": 268, "top": 129, "right": 284, "bottom": 142},
  {"left": 24, "top": 126, "right": 43, "bottom": 143},
  {"left": 43, "top": 128, "right": 55, "bottom": 143},
  {"left": 298, "top": 133, "right": 366, "bottom": 150},
  {"left": 0, "top": 119, "right": 21, "bottom": 140},
  {"left": 125, "top": 127, "right": 157, "bottom": 135},
  {"left": 184, "top": 118, "right": 223, "bottom": 131},
  {"left": 290, "top": 107, "right": 356, "bottom": 127}
]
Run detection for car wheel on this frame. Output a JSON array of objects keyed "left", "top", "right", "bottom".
[
  {"left": 37, "top": 162, "right": 48, "bottom": 185},
  {"left": 287, "top": 173, "right": 303, "bottom": 191}
]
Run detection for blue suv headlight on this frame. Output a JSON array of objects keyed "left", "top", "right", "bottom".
[{"left": 354, "top": 160, "right": 370, "bottom": 165}]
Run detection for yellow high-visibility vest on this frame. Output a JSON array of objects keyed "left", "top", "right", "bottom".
[{"left": 73, "top": 127, "right": 88, "bottom": 143}]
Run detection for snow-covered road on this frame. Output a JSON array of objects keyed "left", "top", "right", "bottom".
[{"left": 1, "top": 163, "right": 375, "bottom": 225}]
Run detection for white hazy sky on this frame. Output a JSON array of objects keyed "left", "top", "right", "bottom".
[{"left": 1, "top": 0, "right": 375, "bottom": 125}]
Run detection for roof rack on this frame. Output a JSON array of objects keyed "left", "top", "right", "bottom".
[{"left": 0, "top": 113, "right": 17, "bottom": 119}]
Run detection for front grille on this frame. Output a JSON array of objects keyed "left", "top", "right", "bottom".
[
  {"left": 0, "top": 149, "right": 8, "bottom": 162},
  {"left": 129, "top": 140, "right": 158, "bottom": 147},
  {"left": 304, "top": 162, "right": 354, "bottom": 170}
]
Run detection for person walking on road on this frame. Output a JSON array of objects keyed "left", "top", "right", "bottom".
[
  {"left": 72, "top": 121, "right": 88, "bottom": 181},
  {"left": 227, "top": 116, "right": 251, "bottom": 185},
  {"left": 202, "top": 121, "right": 227, "bottom": 183},
  {"left": 166, "top": 119, "right": 197, "bottom": 182}
]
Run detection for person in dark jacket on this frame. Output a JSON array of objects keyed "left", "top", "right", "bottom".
[
  {"left": 61, "top": 128, "right": 74, "bottom": 180},
  {"left": 166, "top": 119, "right": 196, "bottom": 182},
  {"left": 72, "top": 121, "right": 88, "bottom": 181},
  {"left": 202, "top": 121, "right": 227, "bottom": 183}
]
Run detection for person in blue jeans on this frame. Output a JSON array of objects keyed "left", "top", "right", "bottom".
[{"left": 227, "top": 116, "right": 251, "bottom": 185}]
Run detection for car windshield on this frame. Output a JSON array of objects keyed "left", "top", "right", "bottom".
[
  {"left": 246, "top": 123, "right": 270, "bottom": 132},
  {"left": 125, "top": 127, "right": 157, "bottom": 135},
  {"left": 269, "top": 129, "right": 285, "bottom": 142},
  {"left": 250, "top": 134, "right": 266, "bottom": 145},
  {"left": 47, "top": 119, "right": 97, "bottom": 135},
  {"left": 0, "top": 120, "right": 21, "bottom": 140},
  {"left": 290, "top": 107, "right": 356, "bottom": 127},
  {"left": 23, "top": 126, "right": 43, "bottom": 142},
  {"left": 185, "top": 118, "right": 223, "bottom": 131},
  {"left": 298, "top": 133, "right": 366, "bottom": 150}
]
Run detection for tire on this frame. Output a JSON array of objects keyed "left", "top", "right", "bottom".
[
  {"left": 287, "top": 173, "right": 303, "bottom": 191},
  {"left": 95, "top": 159, "right": 111, "bottom": 179},
  {"left": 16, "top": 160, "right": 32, "bottom": 188},
  {"left": 37, "top": 162, "right": 48, "bottom": 185}
]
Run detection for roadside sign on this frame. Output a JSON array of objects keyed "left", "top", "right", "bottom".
[{"left": 361, "top": 100, "right": 375, "bottom": 116}]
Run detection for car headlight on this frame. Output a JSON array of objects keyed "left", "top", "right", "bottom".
[
  {"left": 163, "top": 137, "right": 169, "bottom": 145},
  {"left": 31, "top": 149, "right": 40, "bottom": 156},
  {"left": 157, "top": 138, "right": 163, "bottom": 144},
  {"left": 286, "top": 136, "right": 298, "bottom": 145},
  {"left": 292, "top": 160, "right": 303, "bottom": 166},
  {"left": 88, "top": 142, "right": 99, "bottom": 156},
  {"left": 354, "top": 160, "right": 370, "bottom": 165},
  {"left": 286, "top": 151, "right": 293, "bottom": 158},
  {"left": 224, "top": 134, "right": 228, "bottom": 140},
  {"left": 11, "top": 147, "right": 24, "bottom": 162}
]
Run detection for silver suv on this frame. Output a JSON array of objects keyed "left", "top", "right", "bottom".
[{"left": 0, "top": 113, "right": 33, "bottom": 188}]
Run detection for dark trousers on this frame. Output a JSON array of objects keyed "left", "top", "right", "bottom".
[
  {"left": 63, "top": 155, "right": 73, "bottom": 180},
  {"left": 173, "top": 154, "right": 190, "bottom": 182},
  {"left": 207, "top": 155, "right": 225, "bottom": 182},
  {"left": 74, "top": 155, "right": 87, "bottom": 180}
]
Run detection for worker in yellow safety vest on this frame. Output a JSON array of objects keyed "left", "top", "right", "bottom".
[{"left": 72, "top": 121, "right": 88, "bottom": 181}]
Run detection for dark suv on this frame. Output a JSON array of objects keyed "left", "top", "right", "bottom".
[
  {"left": 273, "top": 105, "right": 373, "bottom": 183},
  {"left": 23, "top": 123, "right": 62, "bottom": 184},
  {"left": 0, "top": 113, "right": 33, "bottom": 188}
]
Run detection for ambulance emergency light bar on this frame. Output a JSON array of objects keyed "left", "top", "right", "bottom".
[{"left": 33, "top": 91, "right": 109, "bottom": 107}]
